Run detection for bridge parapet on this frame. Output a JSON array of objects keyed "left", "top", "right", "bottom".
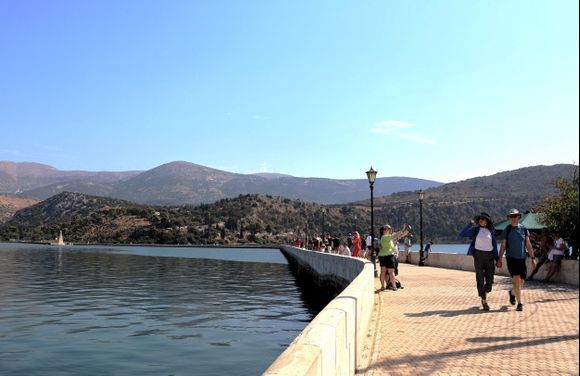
[
  {"left": 402, "top": 250, "right": 579, "bottom": 286},
  {"left": 263, "top": 246, "right": 374, "bottom": 376}
]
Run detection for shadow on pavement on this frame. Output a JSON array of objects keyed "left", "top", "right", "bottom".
[
  {"left": 404, "top": 306, "right": 482, "bottom": 318},
  {"left": 361, "top": 334, "right": 579, "bottom": 373},
  {"left": 465, "top": 336, "right": 524, "bottom": 343}
]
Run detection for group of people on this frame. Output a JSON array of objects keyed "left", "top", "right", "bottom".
[
  {"left": 294, "top": 207, "right": 569, "bottom": 312},
  {"left": 377, "top": 223, "right": 410, "bottom": 291},
  {"left": 527, "top": 228, "right": 568, "bottom": 282},
  {"left": 297, "top": 224, "right": 422, "bottom": 292},
  {"left": 298, "top": 231, "right": 374, "bottom": 258},
  {"left": 460, "top": 208, "right": 567, "bottom": 312}
]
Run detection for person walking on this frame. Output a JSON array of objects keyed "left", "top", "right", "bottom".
[
  {"left": 351, "top": 231, "right": 362, "bottom": 257},
  {"left": 388, "top": 236, "right": 401, "bottom": 289},
  {"left": 378, "top": 224, "right": 410, "bottom": 291},
  {"left": 496, "top": 209, "right": 537, "bottom": 312},
  {"left": 459, "top": 212, "right": 498, "bottom": 311}
]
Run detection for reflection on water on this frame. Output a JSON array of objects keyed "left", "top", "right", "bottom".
[{"left": 0, "top": 244, "right": 314, "bottom": 376}]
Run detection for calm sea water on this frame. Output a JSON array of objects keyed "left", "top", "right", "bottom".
[{"left": 0, "top": 243, "right": 315, "bottom": 376}]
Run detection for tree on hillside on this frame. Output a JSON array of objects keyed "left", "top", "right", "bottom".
[{"left": 535, "top": 166, "right": 579, "bottom": 257}]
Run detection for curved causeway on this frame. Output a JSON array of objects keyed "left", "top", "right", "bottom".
[{"left": 265, "top": 248, "right": 579, "bottom": 376}]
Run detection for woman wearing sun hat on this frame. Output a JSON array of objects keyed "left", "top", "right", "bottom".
[
  {"left": 496, "top": 209, "right": 536, "bottom": 312},
  {"left": 459, "top": 212, "right": 499, "bottom": 311}
]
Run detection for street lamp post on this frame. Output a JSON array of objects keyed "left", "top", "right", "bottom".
[
  {"left": 417, "top": 190, "right": 425, "bottom": 266},
  {"left": 366, "top": 167, "right": 378, "bottom": 277},
  {"left": 305, "top": 216, "right": 309, "bottom": 249},
  {"left": 321, "top": 208, "right": 326, "bottom": 239}
]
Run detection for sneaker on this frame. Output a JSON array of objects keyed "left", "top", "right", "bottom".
[
  {"left": 516, "top": 303, "right": 524, "bottom": 311},
  {"left": 509, "top": 290, "right": 516, "bottom": 305},
  {"left": 482, "top": 301, "right": 490, "bottom": 311}
]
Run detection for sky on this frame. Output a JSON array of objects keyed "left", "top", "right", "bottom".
[{"left": 1, "top": 0, "right": 578, "bottom": 183}]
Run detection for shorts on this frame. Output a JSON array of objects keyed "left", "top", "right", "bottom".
[
  {"left": 506, "top": 256, "right": 527, "bottom": 279},
  {"left": 552, "top": 254, "right": 564, "bottom": 265},
  {"left": 379, "top": 255, "right": 396, "bottom": 269}
]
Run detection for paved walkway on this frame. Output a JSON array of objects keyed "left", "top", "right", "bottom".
[{"left": 358, "top": 263, "right": 579, "bottom": 376}]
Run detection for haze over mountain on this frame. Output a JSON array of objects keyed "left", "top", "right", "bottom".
[{"left": 0, "top": 161, "right": 443, "bottom": 205}]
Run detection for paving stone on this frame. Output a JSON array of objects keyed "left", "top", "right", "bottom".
[{"left": 359, "top": 263, "right": 579, "bottom": 376}]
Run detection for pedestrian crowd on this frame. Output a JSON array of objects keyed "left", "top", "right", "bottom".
[
  {"left": 297, "top": 231, "right": 374, "bottom": 258},
  {"left": 292, "top": 207, "right": 573, "bottom": 312}
]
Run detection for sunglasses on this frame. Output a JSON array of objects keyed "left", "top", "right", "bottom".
[{"left": 508, "top": 215, "right": 519, "bottom": 218}]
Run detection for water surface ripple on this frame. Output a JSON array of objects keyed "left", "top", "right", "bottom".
[{"left": 0, "top": 244, "right": 313, "bottom": 376}]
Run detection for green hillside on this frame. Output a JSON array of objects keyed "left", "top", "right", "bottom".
[
  {"left": 0, "top": 164, "right": 576, "bottom": 245},
  {"left": 0, "top": 192, "right": 365, "bottom": 245}
]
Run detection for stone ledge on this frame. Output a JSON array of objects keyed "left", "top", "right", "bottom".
[{"left": 263, "top": 247, "right": 374, "bottom": 376}]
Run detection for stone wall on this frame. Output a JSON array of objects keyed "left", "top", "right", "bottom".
[
  {"left": 401, "top": 250, "right": 579, "bottom": 286},
  {"left": 263, "top": 246, "right": 374, "bottom": 376}
]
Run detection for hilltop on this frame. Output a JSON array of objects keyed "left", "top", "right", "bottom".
[
  {"left": 0, "top": 164, "right": 575, "bottom": 244},
  {"left": 0, "top": 160, "right": 442, "bottom": 205}
]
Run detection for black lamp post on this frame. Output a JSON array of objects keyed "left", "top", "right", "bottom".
[
  {"left": 321, "top": 208, "right": 326, "bottom": 238},
  {"left": 417, "top": 190, "right": 425, "bottom": 266},
  {"left": 305, "top": 216, "right": 309, "bottom": 248},
  {"left": 366, "top": 167, "right": 378, "bottom": 277}
]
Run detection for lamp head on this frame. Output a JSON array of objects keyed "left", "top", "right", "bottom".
[
  {"left": 366, "top": 166, "right": 378, "bottom": 184},
  {"left": 417, "top": 190, "right": 425, "bottom": 201}
]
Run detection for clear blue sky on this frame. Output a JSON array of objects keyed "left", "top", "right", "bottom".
[{"left": 1, "top": 0, "right": 578, "bottom": 183}]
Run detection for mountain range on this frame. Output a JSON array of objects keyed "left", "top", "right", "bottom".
[
  {"left": 0, "top": 161, "right": 443, "bottom": 205},
  {"left": 0, "top": 163, "right": 576, "bottom": 244}
]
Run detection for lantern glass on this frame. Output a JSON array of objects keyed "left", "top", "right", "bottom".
[{"left": 366, "top": 167, "right": 378, "bottom": 184}]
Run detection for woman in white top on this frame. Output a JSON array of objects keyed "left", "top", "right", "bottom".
[
  {"left": 459, "top": 212, "right": 499, "bottom": 311},
  {"left": 544, "top": 231, "right": 566, "bottom": 282}
]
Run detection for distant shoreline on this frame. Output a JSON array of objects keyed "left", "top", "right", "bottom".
[{"left": 2, "top": 240, "right": 280, "bottom": 249}]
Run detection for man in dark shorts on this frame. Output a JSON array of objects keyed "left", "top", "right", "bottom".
[{"left": 497, "top": 209, "right": 537, "bottom": 311}]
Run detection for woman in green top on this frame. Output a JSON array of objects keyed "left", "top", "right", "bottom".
[{"left": 379, "top": 223, "right": 410, "bottom": 291}]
